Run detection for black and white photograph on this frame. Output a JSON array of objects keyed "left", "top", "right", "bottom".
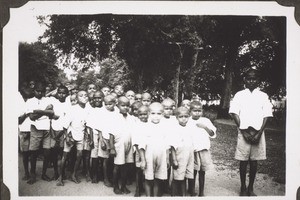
[{"left": 2, "top": 1, "right": 300, "bottom": 199}]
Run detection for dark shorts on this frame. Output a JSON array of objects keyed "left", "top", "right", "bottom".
[{"left": 29, "top": 125, "right": 51, "bottom": 151}]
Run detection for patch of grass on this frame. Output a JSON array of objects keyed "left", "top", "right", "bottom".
[{"left": 211, "top": 121, "right": 286, "bottom": 184}]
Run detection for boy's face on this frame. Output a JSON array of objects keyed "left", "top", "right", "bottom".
[
  {"left": 190, "top": 106, "right": 203, "bottom": 120},
  {"left": 149, "top": 107, "right": 163, "bottom": 124},
  {"left": 118, "top": 101, "right": 130, "bottom": 115},
  {"left": 177, "top": 111, "right": 190, "bottom": 126},
  {"left": 70, "top": 95, "right": 77, "bottom": 105},
  {"left": 125, "top": 91, "right": 135, "bottom": 103},
  {"left": 87, "top": 84, "right": 97, "bottom": 94},
  {"left": 244, "top": 71, "right": 259, "bottom": 91},
  {"left": 135, "top": 94, "right": 142, "bottom": 102},
  {"left": 77, "top": 91, "right": 88, "bottom": 105},
  {"left": 57, "top": 88, "right": 68, "bottom": 102},
  {"left": 34, "top": 86, "right": 45, "bottom": 99},
  {"left": 93, "top": 92, "right": 103, "bottom": 108},
  {"left": 142, "top": 96, "right": 151, "bottom": 106},
  {"left": 132, "top": 106, "right": 140, "bottom": 117},
  {"left": 163, "top": 105, "right": 174, "bottom": 118},
  {"left": 29, "top": 81, "right": 35, "bottom": 89},
  {"left": 101, "top": 87, "right": 110, "bottom": 96},
  {"left": 114, "top": 85, "right": 124, "bottom": 96},
  {"left": 138, "top": 110, "right": 149, "bottom": 122},
  {"left": 104, "top": 100, "right": 115, "bottom": 111},
  {"left": 181, "top": 101, "right": 191, "bottom": 109}
]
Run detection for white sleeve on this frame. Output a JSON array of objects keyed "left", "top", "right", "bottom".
[{"left": 228, "top": 93, "right": 240, "bottom": 115}]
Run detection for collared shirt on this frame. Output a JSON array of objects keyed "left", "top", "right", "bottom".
[
  {"left": 229, "top": 88, "right": 273, "bottom": 130},
  {"left": 64, "top": 104, "right": 89, "bottom": 141},
  {"left": 18, "top": 92, "right": 31, "bottom": 132},
  {"left": 50, "top": 97, "right": 69, "bottom": 131},
  {"left": 25, "top": 97, "right": 51, "bottom": 130}
]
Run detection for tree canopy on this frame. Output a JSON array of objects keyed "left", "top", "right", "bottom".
[{"left": 37, "top": 14, "right": 286, "bottom": 111}]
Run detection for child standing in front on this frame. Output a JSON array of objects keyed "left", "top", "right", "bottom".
[
  {"left": 131, "top": 105, "right": 149, "bottom": 196},
  {"left": 170, "top": 106, "right": 195, "bottom": 196},
  {"left": 108, "top": 96, "right": 135, "bottom": 194},
  {"left": 188, "top": 100, "right": 216, "bottom": 196},
  {"left": 139, "top": 102, "right": 170, "bottom": 197},
  {"left": 229, "top": 68, "right": 273, "bottom": 196},
  {"left": 56, "top": 90, "right": 90, "bottom": 186}
]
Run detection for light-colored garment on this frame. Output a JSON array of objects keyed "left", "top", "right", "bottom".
[
  {"left": 25, "top": 97, "right": 52, "bottom": 130},
  {"left": 229, "top": 88, "right": 273, "bottom": 130},
  {"left": 18, "top": 92, "right": 31, "bottom": 132},
  {"left": 49, "top": 97, "right": 69, "bottom": 131},
  {"left": 188, "top": 117, "right": 216, "bottom": 150},
  {"left": 64, "top": 104, "right": 89, "bottom": 141}
]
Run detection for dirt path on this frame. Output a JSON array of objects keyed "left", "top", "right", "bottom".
[{"left": 18, "top": 156, "right": 285, "bottom": 196}]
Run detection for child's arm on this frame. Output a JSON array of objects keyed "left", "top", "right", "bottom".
[
  {"left": 139, "top": 148, "right": 146, "bottom": 170},
  {"left": 109, "top": 134, "right": 116, "bottom": 156},
  {"left": 230, "top": 113, "right": 240, "bottom": 128},
  {"left": 86, "top": 126, "right": 94, "bottom": 149},
  {"left": 196, "top": 123, "right": 215, "bottom": 137},
  {"left": 170, "top": 146, "right": 178, "bottom": 170},
  {"left": 251, "top": 117, "right": 270, "bottom": 144},
  {"left": 18, "top": 113, "right": 29, "bottom": 124}
]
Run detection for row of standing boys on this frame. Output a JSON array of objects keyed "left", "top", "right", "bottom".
[{"left": 18, "top": 82, "right": 216, "bottom": 196}]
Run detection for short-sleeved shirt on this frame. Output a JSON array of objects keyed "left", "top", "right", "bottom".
[
  {"left": 64, "top": 104, "right": 90, "bottom": 141},
  {"left": 131, "top": 120, "right": 148, "bottom": 152},
  {"left": 25, "top": 97, "right": 52, "bottom": 130},
  {"left": 94, "top": 108, "right": 119, "bottom": 140},
  {"left": 188, "top": 117, "right": 217, "bottom": 150},
  {"left": 49, "top": 97, "right": 69, "bottom": 131},
  {"left": 229, "top": 88, "right": 273, "bottom": 130},
  {"left": 18, "top": 92, "right": 31, "bottom": 132}
]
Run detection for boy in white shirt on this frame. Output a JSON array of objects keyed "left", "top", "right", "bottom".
[
  {"left": 229, "top": 68, "right": 273, "bottom": 196},
  {"left": 56, "top": 90, "right": 89, "bottom": 186},
  {"left": 139, "top": 102, "right": 170, "bottom": 197},
  {"left": 170, "top": 107, "right": 195, "bottom": 196},
  {"left": 188, "top": 101, "right": 216, "bottom": 196},
  {"left": 132, "top": 105, "right": 149, "bottom": 196},
  {"left": 109, "top": 96, "right": 134, "bottom": 194},
  {"left": 26, "top": 83, "right": 54, "bottom": 184}
]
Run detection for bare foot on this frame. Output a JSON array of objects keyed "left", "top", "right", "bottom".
[
  {"left": 104, "top": 179, "right": 113, "bottom": 187},
  {"left": 248, "top": 189, "right": 257, "bottom": 196},
  {"left": 114, "top": 188, "right": 123, "bottom": 195},
  {"left": 91, "top": 177, "right": 97, "bottom": 184},
  {"left": 86, "top": 174, "right": 92, "bottom": 182},
  {"left": 27, "top": 176, "right": 36, "bottom": 185},
  {"left": 70, "top": 175, "right": 80, "bottom": 184},
  {"left": 56, "top": 178, "right": 64, "bottom": 186},
  {"left": 41, "top": 174, "right": 52, "bottom": 182},
  {"left": 121, "top": 186, "right": 131, "bottom": 194},
  {"left": 22, "top": 174, "right": 30, "bottom": 181}
]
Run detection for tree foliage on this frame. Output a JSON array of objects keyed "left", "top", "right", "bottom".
[
  {"left": 39, "top": 14, "right": 286, "bottom": 108},
  {"left": 19, "top": 42, "right": 59, "bottom": 87}
]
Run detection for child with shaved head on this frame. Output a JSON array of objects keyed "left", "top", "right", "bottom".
[
  {"left": 141, "top": 92, "right": 152, "bottom": 106},
  {"left": 108, "top": 96, "right": 135, "bottom": 194},
  {"left": 139, "top": 102, "right": 171, "bottom": 196},
  {"left": 131, "top": 105, "right": 149, "bottom": 196}
]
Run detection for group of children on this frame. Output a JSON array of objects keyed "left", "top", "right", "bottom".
[
  {"left": 18, "top": 82, "right": 216, "bottom": 197},
  {"left": 18, "top": 68, "right": 273, "bottom": 197}
]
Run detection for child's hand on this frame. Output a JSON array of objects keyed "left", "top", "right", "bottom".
[
  {"left": 101, "top": 141, "right": 107, "bottom": 150},
  {"left": 140, "top": 161, "right": 146, "bottom": 170},
  {"left": 172, "top": 160, "right": 179, "bottom": 170},
  {"left": 251, "top": 131, "right": 262, "bottom": 144},
  {"left": 45, "top": 104, "right": 53, "bottom": 110},
  {"left": 89, "top": 141, "right": 94, "bottom": 149},
  {"left": 240, "top": 129, "right": 253, "bottom": 144},
  {"left": 196, "top": 123, "right": 207, "bottom": 129},
  {"left": 24, "top": 132, "right": 30, "bottom": 140},
  {"left": 110, "top": 148, "right": 116, "bottom": 157}
]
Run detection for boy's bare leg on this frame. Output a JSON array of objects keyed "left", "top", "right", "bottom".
[
  {"left": 51, "top": 148, "right": 60, "bottom": 180},
  {"left": 27, "top": 150, "right": 38, "bottom": 184},
  {"left": 120, "top": 164, "right": 130, "bottom": 194},
  {"left": 57, "top": 152, "right": 68, "bottom": 186},
  {"left": 113, "top": 164, "right": 122, "bottom": 194},
  {"left": 239, "top": 161, "right": 248, "bottom": 196},
  {"left": 180, "top": 180, "right": 186, "bottom": 196},
  {"left": 103, "top": 158, "right": 112, "bottom": 187},
  {"left": 199, "top": 170, "right": 205, "bottom": 196},
  {"left": 145, "top": 180, "right": 153, "bottom": 196},
  {"left": 41, "top": 148, "right": 51, "bottom": 181},
  {"left": 71, "top": 150, "right": 82, "bottom": 184},
  {"left": 171, "top": 179, "right": 177, "bottom": 196},
  {"left": 248, "top": 160, "right": 258, "bottom": 196},
  {"left": 83, "top": 150, "right": 91, "bottom": 182},
  {"left": 188, "top": 171, "right": 197, "bottom": 196},
  {"left": 91, "top": 158, "right": 98, "bottom": 183},
  {"left": 154, "top": 178, "right": 163, "bottom": 196},
  {"left": 134, "top": 167, "right": 141, "bottom": 197},
  {"left": 22, "top": 151, "right": 30, "bottom": 180}
]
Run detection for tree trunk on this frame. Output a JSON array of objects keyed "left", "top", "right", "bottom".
[
  {"left": 137, "top": 69, "right": 143, "bottom": 93},
  {"left": 174, "top": 43, "right": 184, "bottom": 107}
]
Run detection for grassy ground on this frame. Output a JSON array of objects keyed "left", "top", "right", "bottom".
[{"left": 211, "top": 120, "right": 286, "bottom": 184}]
